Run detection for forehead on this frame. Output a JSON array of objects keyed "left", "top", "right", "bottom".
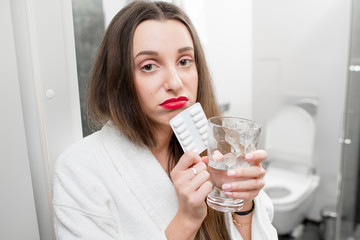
[{"left": 132, "top": 19, "right": 194, "bottom": 53}]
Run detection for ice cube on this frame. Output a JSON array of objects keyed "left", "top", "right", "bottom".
[
  {"left": 222, "top": 119, "right": 233, "bottom": 128},
  {"left": 212, "top": 150, "right": 224, "bottom": 162},
  {"left": 245, "top": 143, "right": 256, "bottom": 153},
  {"left": 224, "top": 130, "right": 240, "bottom": 144},
  {"left": 223, "top": 153, "right": 237, "bottom": 168},
  {"left": 208, "top": 160, "right": 228, "bottom": 170},
  {"left": 229, "top": 155, "right": 251, "bottom": 169},
  {"left": 224, "top": 130, "right": 241, "bottom": 156},
  {"left": 230, "top": 143, "right": 245, "bottom": 157},
  {"left": 229, "top": 161, "right": 251, "bottom": 170}
]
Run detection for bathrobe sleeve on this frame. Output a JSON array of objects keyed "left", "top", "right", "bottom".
[
  {"left": 52, "top": 133, "right": 170, "bottom": 240},
  {"left": 52, "top": 150, "right": 125, "bottom": 240},
  {"left": 225, "top": 190, "right": 278, "bottom": 240}
]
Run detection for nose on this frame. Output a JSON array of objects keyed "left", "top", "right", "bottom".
[{"left": 164, "top": 67, "right": 183, "bottom": 91}]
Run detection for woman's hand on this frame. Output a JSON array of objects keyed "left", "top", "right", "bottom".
[
  {"left": 166, "top": 152, "right": 212, "bottom": 240},
  {"left": 170, "top": 152, "right": 213, "bottom": 224},
  {"left": 170, "top": 151, "right": 213, "bottom": 223},
  {"left": 220, "top": 150, "right": 267, "bottom": 203}
]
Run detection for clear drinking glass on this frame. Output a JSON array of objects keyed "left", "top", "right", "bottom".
[{"left": 206, "top": 116, "right": 262, "bottom": 212}]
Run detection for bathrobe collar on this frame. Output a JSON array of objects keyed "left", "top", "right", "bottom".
[{"left": 100, "top": 123, "right": 178, "bottom": 230}]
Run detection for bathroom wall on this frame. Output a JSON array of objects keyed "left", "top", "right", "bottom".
[
  {"left": 0, "top": 1, "right": 40, "bottom": 239},
  {"left": 202, "top": 1, "right": 253, "bottom": 119},
  {"left": 252, "top": 0, "right": 352, "bottom": 220}
]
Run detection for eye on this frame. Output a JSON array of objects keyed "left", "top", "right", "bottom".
[
  {"left": 140, "top": 64, "right": 157, "bottom": 72},
  {"left": 178, "top": 58, "right": 193, "bottom": 67}
]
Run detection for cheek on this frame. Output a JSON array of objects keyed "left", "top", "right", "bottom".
[
  {"left": 135, "top": 79, "right": 150, "bottom": 99},
  {"left": 142, "top": 83, "right": 156, "bottom": 97},
  {"left": 138, "top": 88, "right": 151, "bottom": 103},
  {"left": 135, "top": 73, "right": 162, "bottom": 95},
  {"left": 191, "top": 73, "right": 199, "bottom": 97},
  {"left": 181, "top": 69, "right": 198, "bottom": 89}
]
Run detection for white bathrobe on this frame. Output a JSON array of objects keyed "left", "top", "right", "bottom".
[{"left": 52, "top": 123, "right": 278, "bottom": 240}]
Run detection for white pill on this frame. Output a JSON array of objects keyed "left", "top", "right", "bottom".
[
  {"left": 175, "top": 124, "right": 187, "bottom": 134},
  {"left": 192, "top": 147, "right": 199, "bottom": 153},
  {"left": 192, "top": 113, "right": 203, "bottom": 122},
  {"left": 182, "top": 137, "right": 192, "bottom": 146},
  {"left": 198, "top": 125, "right": 208, "bottom": 134},
  {"left": 189, "top": 106, "right": 201, "bottom": 116},
  {"left": 179, "top": 130, "right": 190, "bottom": 140},
  {"left": 201, "top": 132, "right": 208, "bottom": 141},
  {"left": 186, "top": 142, "right": 196, "bottom": 151},
  {"left": 195, "top": 119, "right": 207, "bottom": 128},
  {"left": 171, "top": 117, "right": 184, "bottom": 127}
]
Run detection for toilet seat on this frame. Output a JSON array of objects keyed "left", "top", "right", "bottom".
[
  {"left": 263, "top": 103, "right": 320, "bottom": 235},
  {"left": 264, "top": 165, "right": 320, "bottom": 212},
  {"left": 264, "top": 105, "right": 319, "bottom": 210}
]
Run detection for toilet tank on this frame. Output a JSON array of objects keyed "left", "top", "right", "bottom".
[{"left": 264, "top": 105, "right": 316, "bottom": 166}]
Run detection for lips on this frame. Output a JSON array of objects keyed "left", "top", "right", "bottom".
[{"left": 160, "top": 96, "right": 188, "bottom": 110}]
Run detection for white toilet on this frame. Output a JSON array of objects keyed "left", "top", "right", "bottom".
[{"left": 263, "top": 104, "right": 320, "bottom": 235}]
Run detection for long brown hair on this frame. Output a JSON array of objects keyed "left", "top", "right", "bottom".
[{"left": 87, "top": 1, "right": 230, "bottom": 239}]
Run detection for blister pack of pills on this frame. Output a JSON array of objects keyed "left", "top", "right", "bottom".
[{"left": 170, "top": 103, "right": 209, "bottom": 154}]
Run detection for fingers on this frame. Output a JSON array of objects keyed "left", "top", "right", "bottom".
[
  {"left": 186, "top": 161, "right": 207, "bottom": 180},
  {"left": 182, "top": 176, "right": 213, "bottom": 206},
  {"left": 222, "top": 164, "right": 265, "bottom": 201},
  {"left": 224, "top": 189, "right": 261, "bottom": 201},
  {"left": 220, "top": 149, "right": 267, "bottom": 202},
  {"left": 222, "top": 178, "right": 265, "bottom": 201},
  {"left": 227, "top": 164, "right": 266, "bottom": 179},
  {"left": 171, "top": 152, "right": 213, "bottom": 219},
  {"left": 223, "top": 178, "right": 265, "bottom": 192},
  {"left": 194, "top": 180, "right": 213, "bottom": 198},
  {"left": 201, "top": 156, "right": 209, "bottom": 165},
  {"left": 189, "top": 166, "right": 210, "bottom": 190},
  {"left": 173, "top": 151, "right": 202, "bottom": 171},
  {"left": 225, "top": 149, "right": 267, "bottom": 178},
  {"left": 171, "top": 152, "right": 210, "bottom": 192},
  {"left": 245, "top": 149, "right": 267, "bottom": 166}
]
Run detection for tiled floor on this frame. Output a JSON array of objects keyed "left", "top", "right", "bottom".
[{"left": 278, "top": 220, "right": 321, "bottom": 240}]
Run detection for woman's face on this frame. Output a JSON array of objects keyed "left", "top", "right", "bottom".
[{"left": 133, "top": 19, "right": 198, "bottom": 128}]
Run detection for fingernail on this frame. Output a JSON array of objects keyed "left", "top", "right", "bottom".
[
  {"left": 227, "top": 170, "right": 236, "bottom": 176},
  {"left": 245, "top": 153, "right": 254, "bottom": 160},
  {"left": 222, "top": 183, "right": 231, "bottom": 190},
  {"left": 224, "top": 191, "right": 232, "bottom": 196}
]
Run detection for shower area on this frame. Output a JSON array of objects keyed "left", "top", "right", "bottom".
[{"left": 336, "top": 0, "right": 360, "bottom": 239}]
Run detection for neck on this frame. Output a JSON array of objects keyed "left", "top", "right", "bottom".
[{"left": 150, "top": 125, "right": 173, "bottom": 172}]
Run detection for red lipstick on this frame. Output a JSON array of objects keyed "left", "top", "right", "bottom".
[{"left": 160, "top": 96, "right": 188, "bottom": 110}]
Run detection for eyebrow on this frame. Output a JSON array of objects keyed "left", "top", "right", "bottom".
[
  {"left": 134, "top": 46, "right": 194, "bottom": 59},
  {"left": 178, "top": 46, "right": 194, "bottom": 53},
  {"left": 134, "top": 50, "right": 158, "bottom": 59}
]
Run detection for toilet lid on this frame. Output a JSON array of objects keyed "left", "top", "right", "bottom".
[{"left": 264, "top": 105, "right": 315, "bottom": 166}]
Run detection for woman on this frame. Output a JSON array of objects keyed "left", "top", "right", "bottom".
[{"left": 52, "top": 1, "right": 278, "bottom": 239}]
